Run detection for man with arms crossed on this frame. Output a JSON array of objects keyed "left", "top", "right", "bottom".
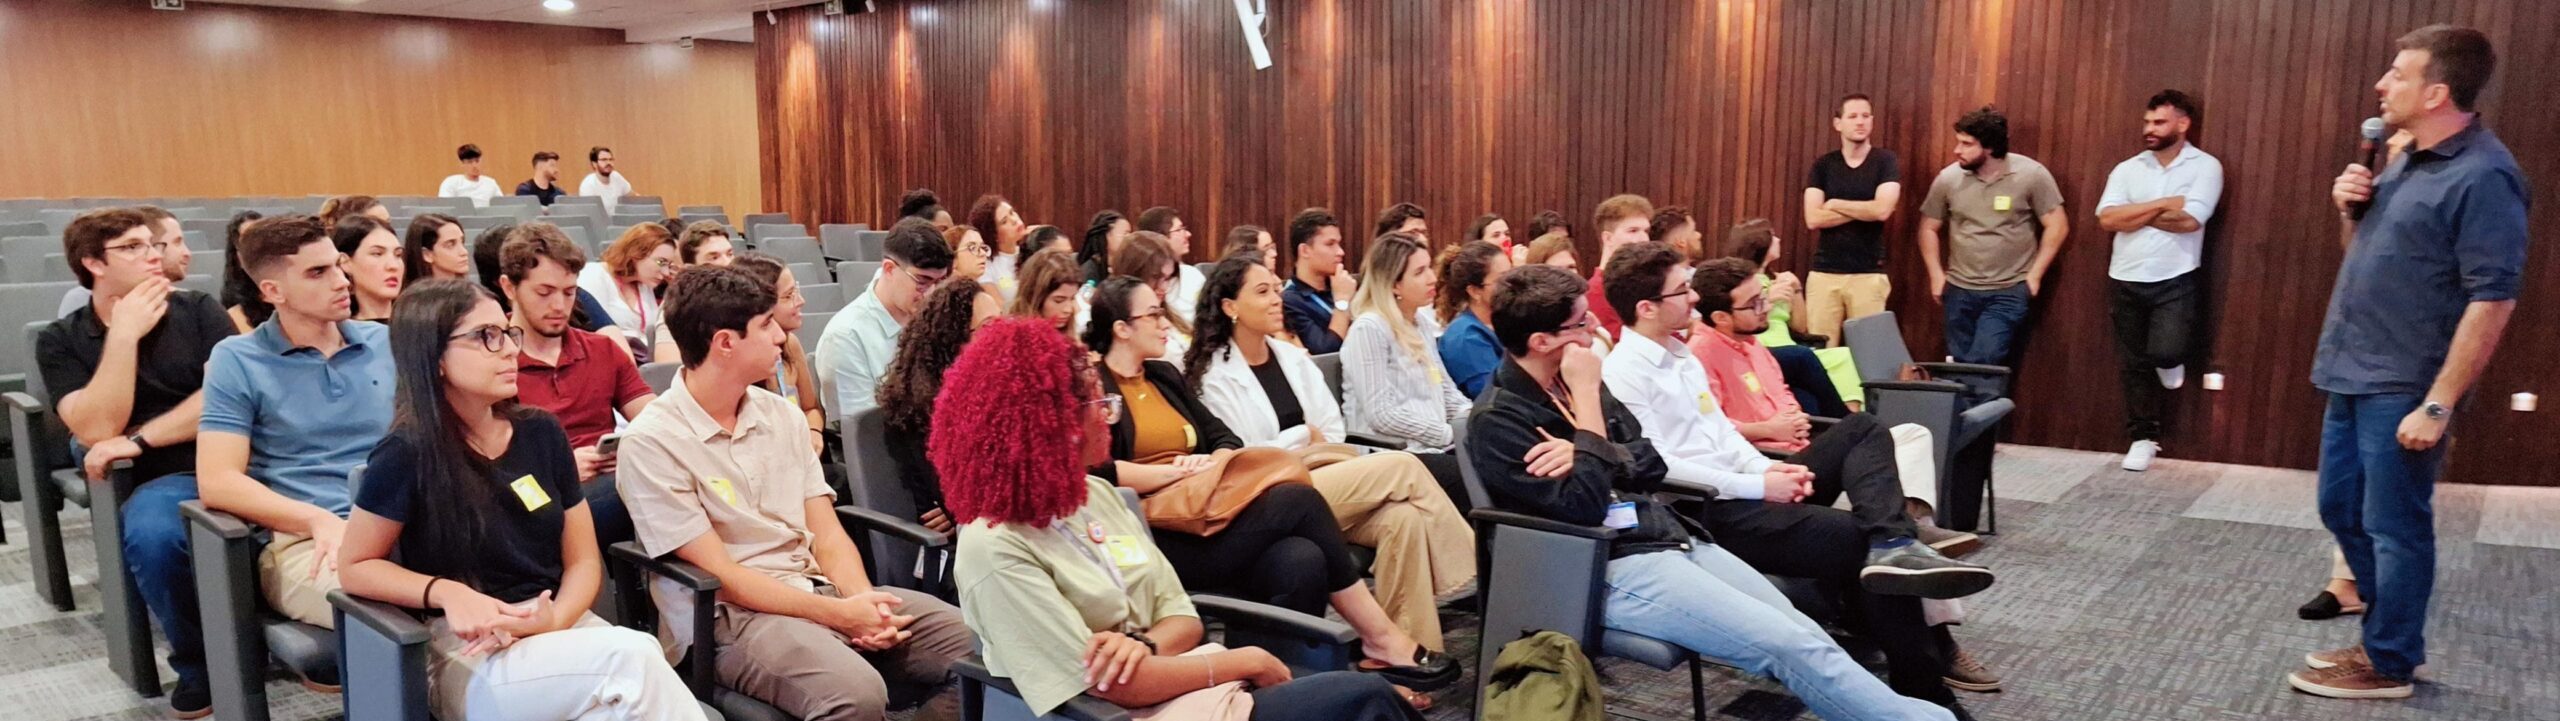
[
  {"left": 1802, "top": 93, "right": 1902, "bottom": 341},
  {"left": 1917, "top": 107, "right": 2067, "bottom": 370},
  {"left": 2094, "top": 90, "right": 2223, "bottom": 472},
  {"left": 2290, "top": 24, "right": 2526, "bottom": 700}
]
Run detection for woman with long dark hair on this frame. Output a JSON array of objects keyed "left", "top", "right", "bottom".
[
  {"left": 1428, "top": 240, "right": 1512, "bottom": 398},
  {"left": 1083, "top": 276, "right": 1458, "bottom": 694},
  {"left": 968, "top": 194, "right": 1030, "bottom": 299},
  {"left": 1010, "top": 247, "right": 1085, "bottom": 334},
  {"left": 1018, "top": 224, "right": 1070, "bottom": 269},
  {"left": 1182, "top": 250, "right": 1475, "bottom": 652},
  {"left": 729, "top": 253, "right": 828, "bottom": 452},
  {"left": 405, "top": 214, "right": 471, "bottom": 283},
  {"left": 337, "top": 279, "right": 702, "bottom": 721},
  {"left": 220, "top": 210, "right": 270, "bottom": 331},
  {"left": 876, "top": 279, "right": 1005, "bottom": 533},
  {"left": 333, "top": 216, "right": 407, "bottom": 323},
  {"left": 1079, "top": 210, "right": 1132, "bottom": 284}
]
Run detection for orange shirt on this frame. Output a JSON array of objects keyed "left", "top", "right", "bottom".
[{"left": 1686, "top": 321, "right": 1806, "bottom": 452}]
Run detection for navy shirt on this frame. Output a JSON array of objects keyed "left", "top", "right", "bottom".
[
  {"left": 358, "top": 414, "right": 582, "bottom": 605},
  {"left": 2312, "top": 120, "right": 2531, "bottom": 396},
  {"left": 1282, "top": 278, "right": 1345, "bottom": 354}
]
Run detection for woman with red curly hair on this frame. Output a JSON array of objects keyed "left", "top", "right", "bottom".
[{"left": 936, "top": 319, "right": 1422, "bottom": 720}]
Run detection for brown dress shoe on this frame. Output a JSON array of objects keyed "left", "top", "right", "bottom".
[
  {"left": 2304, "top": 645, "right": 2370, "bottom": 670},
  {"left": 1943, "top": 648, "right": 2002, "bottom": 692},
  {"left": 2287, "top": 663, "right": 2412, "bottom": 699},
  {"left": 1917, "top": 521, "right": 1983, "bottom": 558}
]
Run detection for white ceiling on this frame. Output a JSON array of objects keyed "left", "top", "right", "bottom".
[{"left": 205, "top": 0, "right": 798, "bottom": 43}]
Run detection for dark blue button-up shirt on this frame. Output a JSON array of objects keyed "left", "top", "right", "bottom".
[
  {"left": 2312, "top": 120, "right": 2531, "bottom": 396},
  {"left": 1283, "top": 278, "right": 1345, "bottom": 354}
]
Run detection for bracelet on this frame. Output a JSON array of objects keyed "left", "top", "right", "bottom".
[
  {"left": 1122, "top": 630, "right": 1158, "bottom": 654},
  {"left": 421, "top": 576, "right": 446, "bottom": 609},
  {"left": 1207, "top": 659, "right": 1217, "bottom": 686}
]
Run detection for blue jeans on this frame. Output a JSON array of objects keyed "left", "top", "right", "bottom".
[
  {"left": 1941, "top": 283, "right": 2030, "bottom": 366},
  {"left": 124, "top": 473, "right": 207, "bottom": 691},
  {"left": 2316, "top": 392, "right": 2445, "bottom": 680},
  {"left": 1603, "top": 546, "right": 1951, "bottom": 721}
]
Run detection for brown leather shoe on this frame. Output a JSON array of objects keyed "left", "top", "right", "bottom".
[
  {"left": 1917, "top": 521, "right": 1983, "bottom": 558},
  {"left": 2304, "top": 645, "right": 2370, "bottom": 670},
  {"left": 2288, "top": 663, "right": 2412, "bottom": 699},
  {"left": 1943, "top": 648, "right": 2002, "bottom": 692}
]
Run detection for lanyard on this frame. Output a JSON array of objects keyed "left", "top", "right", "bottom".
[{"left": 1052, "top": 518, "right": 1128, "bottom": 595}]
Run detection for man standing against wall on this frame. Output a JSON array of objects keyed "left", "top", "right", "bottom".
[
  {"left": 580, "top": 146, "right": 634, "bottom": 213},
  {"left": 1917, "top": 107, "right": 2067, "bottom": 369},
  {"left": 2094, "top": 90, "right": 2223, "bottom": 472},
  {"left": 1803, "top": 93, "right": 1902, "bottom": 340},
  {"left": 2291, "top": 24, "right": 2527, "bottom": 700}
]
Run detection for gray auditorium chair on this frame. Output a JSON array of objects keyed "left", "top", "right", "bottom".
[
  {"left": 487, "top": 195, "right": 542, "bottom": 211},
  {"left": 745, "top": 214, "right": 801, "bottom": 241},
  {"left": 760, "top": 237, "right": 825, "bottom": 267},
  {"left": 794, "top": 282, "right": 842, "bottom": 315},
  {"left": 679, "top": 213, "right": 731, "bottom": 229},
  {"left": 330, "top": 590, "right": 430, "bottom": 721},
  {"left": 558, "top": 226, "right": 596, "bottom": 257},
  {"left": 640, "top": 361, "right": 679, "bottom": 394},
  {"left": 834, "top": 261, "right": 880, "bottom": 288},
  {"left": 2, "top": 236, "right": 53, "bottom": 283},
  {"left": 797, "top": 311, "right": 833, "bottom": 349},
  {"left": 184, "top": 487, "right": 344, "bottom": 721},
  {"left": 787, "top": 262, "right": 825, "bottom": 287},
  {"left": 839, "top": 407, "right": 954, "bottom": 598},
  {"left": 1842, "top": 312, "right": 2015, "bottom": 533},
  {"left": 609, "top": 212, "right": 663, "bottom": 229},
  {"left": 1306, "top": 353, "right": 1403, "bottom": 450},
  {"left": 679, "top": 205, "right": 725, "bottom": 216},
  {"left": 7, "top": 322, "right": 163, "bottom": 698}
]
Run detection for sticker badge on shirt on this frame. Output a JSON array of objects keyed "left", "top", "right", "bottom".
[
  {"left": 1103, "top": 535, "right": 1152, "bottom": 567},
  {"left": 1182, "top": 424, "right": 1197, "bottom": 448},
  {"left": 509, "top": 475, "right": 552, "bottom": 512},
  {"left": 998, "top": 275, "right": 1017, "bottom": 293},
  {"left": 1429, "top": 367, "right": 1445, "bottom": 386},
  {"left": 705, "top": 477, "right": 740, "bottom": 507},
  {"left": 1992, "top": 195, "right": 2014, "bottom": 212},
  {"left": 1696, "top": 391, "right": 1718, "bottom": 415},
  {"left": 1602, "top": 501, "right": 1641, "bottom": 530},
  {"left": 1742, "top": 372, "right": 1764, "bottom": 396}
]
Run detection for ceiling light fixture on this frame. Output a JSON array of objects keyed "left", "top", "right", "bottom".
[{"left": 542, "top": 0, "right": 574, "bottom": 12}]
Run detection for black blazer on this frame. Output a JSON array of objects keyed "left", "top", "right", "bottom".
[{"left": 1102, "top": 360, "right": 1245, "bottom": 469}]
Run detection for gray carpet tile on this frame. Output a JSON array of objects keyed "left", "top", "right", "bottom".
[{"left": 7, "top": 444, "right": 2559, "bottom": 721}]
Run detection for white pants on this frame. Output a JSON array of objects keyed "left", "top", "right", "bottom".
[
  {"left": 1889, "top": 423, "right": 1937, "bottom": 508},
  {"left": 429, "top": 612, "right": 707, "bottom": 721}
]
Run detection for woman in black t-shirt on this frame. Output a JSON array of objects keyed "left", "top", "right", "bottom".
[{"left": 338, "top": 279, "right": 703, "bottom": 721}]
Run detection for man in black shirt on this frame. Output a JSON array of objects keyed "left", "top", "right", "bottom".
[
  {"left": 1802, "top": 93, "right": 1904, "bottom": 341},
  {"left": 1466, "top": 264, "right": 1961, "bottom": 721},
  {"left": 37, "top": 209, "right": 240, "bottom": 718},
  {"left": 515, "top": 150, "right": 568, "bottom": 205}
]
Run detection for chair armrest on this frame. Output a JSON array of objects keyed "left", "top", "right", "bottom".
[
  {"left": 1342, "top": 433, "right": 1406, "bottom": 451},
  {"left": 606, "top": 541, "right": 721, "bottom": 701},
  {"left": 1808, "top": 415, "right": 1840, "bottom": 431},
  {"left": 952, "top": 656, "right": 1135, "bottom": 721},
  {"left": 1914, "top": 361, "right": 2010, "bottom": 378},
  {"left": 3, "top": 390, "right": 41, "bottom": 414},
  {"left": 182, "top": 502, "right": 257, "bottom": 540},
  {"left": 331, "top": 591, "right": 432, "bottom": 721},
  {"left": 835, "top": 506, "right": 951, "bottom": 550},
  {"left": 607, "top": 541, "right": 723, "bottom": 592},
  {"left": 1796, "top": 333, "right": 1830, "bottom": 348},
  {"left": 1467, "top": 508, "right": 1620, "bottom": 540},
  {"left": 1193, "top": 594, "right": 1361, "bottom": 647},
  {"left": 1864, "top": 379, "right": 1970, "bottom": 395},
  {"left": 330, "top": 591, "right": 431, "bottom": 646}
]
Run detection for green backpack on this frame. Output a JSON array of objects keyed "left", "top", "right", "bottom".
[{"left": 1481, "top": 631, "right": 1605, "bottom": 721}]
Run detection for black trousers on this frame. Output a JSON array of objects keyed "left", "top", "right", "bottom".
[
  {"left": 1698, "top": 499, "right": 1955, "bottom": 703},
  {"left": 1249, "top": 671, "right": 1424, "bottom": 721},
  {"left": 1769, "top": 344, "right": 1853, "bottom": 418},
  {"left": 1775, "top": 412, "right": 1921, "bottom": 544},
  {"left": 1153, "top": 483, "right": 1365, "bottom": 616},
  {"left": 1409, "top": 450, "right": 1471, "bottom": 514},
  {"left": 2109, "top": 272, "right": 2200, "bottom": 441}
]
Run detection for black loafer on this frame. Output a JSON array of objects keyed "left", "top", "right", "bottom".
[
  {"left": 1359, "top": 647, "right": 1462, "bottom": 692},
  {"left": 2297, "top": 590, "right": 2366, "bottom": 620}
]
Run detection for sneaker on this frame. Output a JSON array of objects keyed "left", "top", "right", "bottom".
[
  {"left": 2122, "top": 440, "right": 2161, "bottom": 472},
  {"left": 169, "top": 680, "right": 212, "bottom": 720},
  {"left": 1943, "top": 648, "right": 2003, "bottom": 692},
  {"left": 2157, "top": 364, "right": 2186, "bottom": 389},
  {"left": 2287, "top": 663, "right": 2412, "bottom": 699},
  {"left": 1860, "top": 541, "right": 1996, "bottom": 599},
  {"left": 2304, "top": 645, "right": 2370, "bottom": 670}
]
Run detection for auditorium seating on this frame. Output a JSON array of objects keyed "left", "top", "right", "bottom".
[
  {"left": 183, "top": 492, "right": 341, "bottom": 721},
  {"left": 7, "top": 321, "right": 163, "bottom": 699},
  {"left": 1843, "top": 312, "right": 2015, "bottom": 533}
]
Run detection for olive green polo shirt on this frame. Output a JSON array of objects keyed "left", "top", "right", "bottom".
[
  {"left": 955, "top": 477, "right": 1198, "bottom": 716},
  {"left": 1920, "top": 153, "right": 2065, "bottom": 290}
]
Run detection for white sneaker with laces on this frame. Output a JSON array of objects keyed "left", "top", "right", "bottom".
[
  {"left": 2157, "top": 365, "right": 2186, "bottom": 390},
  {"left": 2123, "top": 440, "right": 2161, "bottom": 472}
]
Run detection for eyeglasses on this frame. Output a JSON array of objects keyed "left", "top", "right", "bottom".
[
  {"left": 1732, "top": 294, "right": 1770, "bottom": 313},
  {"left": 1548, "top": 316, "right": 1594, "bottom": 335},
  {"left": 1085, "top": 395, "right": 1125, "bottom": 424},
  {"left": 104, "top": 240, "right": 174, "bottom": 257},
  {"left": 897, "top": 264, "right": 950, "bottom": 287},
  {"left": 961, "top": 242, "right": 991, "bottom": 258},
  {"left": 652, "top": 258, "right": 676, "bottom": 269},
  {"left": 449, "top": 324, "right": 526, "bottom": 353},
  {"left": 1644, "top": 286, "right": 1698, "bottom": 304},
  {"left": 1130, "top": 308, "right": 1166, "bottom": 325}
]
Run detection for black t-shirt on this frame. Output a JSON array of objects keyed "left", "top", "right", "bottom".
[
  {"left": 515, "top": 180, "right": 567, "bottom": 206},
  {"left": 356, "top": 414, "right": 583, "bottom": 605},
  {"left": 1806, "top": 148, "right": 1901, "bottom": 274},
  {"left": 1249, "top": 355, "right": 1306, "bottom": 433},
  {"left": 35, "top": 289, "right": 238, "bottom": 483}
]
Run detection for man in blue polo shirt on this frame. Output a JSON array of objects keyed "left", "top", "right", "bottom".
[
  {"left": 2290, "top": 25, "right": 2528, "bottom": 700},
  {"left": 197, "top": 214, "right": 397, "bottom": 651}
]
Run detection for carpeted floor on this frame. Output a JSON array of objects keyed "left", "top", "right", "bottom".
[{"left": 5, "top": 444, "right": 2556, "bottom": 721}]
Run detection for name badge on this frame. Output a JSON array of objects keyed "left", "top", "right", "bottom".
[
  {"left": 1992, "top": 195, "right": 2014, "bottom": 212},
  {"left": 1741, "top": 372, "right": 1764, "bottom": 396},
  {"left": 1602, "top": 501, "right": 1640, "bottom": 530},
  {"left": 1429, "top": 367, "right": 1445, "bottom": 386},
  {"left": 1103, "top": 535, "right": 1151, "bottom": 567},
  {"left": 705, "top": 477, "right": 740, "bottom": 507},
  {"left": 1696, "top": 391, "right": 1718, "bottom": 415},
  {"left": 508, "top": 475, "right": 553, "bottom": 512},
  {"left": 1182, "top": 424, "right": 1197, "bottom": 448},
  {"left": 998, "top": 275, "right": 1017, "bottom": 292}
]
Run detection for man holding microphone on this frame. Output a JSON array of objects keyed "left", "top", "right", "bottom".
[{"left": 2292, "top": 24, "right": 2528, "bottom": 700}]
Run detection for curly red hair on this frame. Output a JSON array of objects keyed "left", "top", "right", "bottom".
[{"left": 929, "top": 317, "right": 1097, "bottom": 526}]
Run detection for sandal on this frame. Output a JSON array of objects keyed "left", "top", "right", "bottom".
[
  {"left": 2297, "top": 590, "right": 2367, "bottom": 620},
  {"left": 1357, "top": 646, "right": 1462, "bottom": 692}
]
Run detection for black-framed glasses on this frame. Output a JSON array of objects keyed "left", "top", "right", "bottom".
[
  {"left": 104, "top": 240, "right": 174, "bottom": 257},
  {"left": 1549, "top": 316, "right": 1594, "bottom": 335},
  {"left": 449, "top": 324, "right": 525, "bottom": 353},
  {"left": 1644, "top": 286, "right": 1698, "bottom": 304}
]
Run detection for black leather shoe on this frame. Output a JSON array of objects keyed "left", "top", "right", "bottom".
[
  {"left": 2297, "top": 590, "right": 2365, "bottom": 620},
  {"left": 1359, "top": 646, "right": 1462, "bottom": 692}
]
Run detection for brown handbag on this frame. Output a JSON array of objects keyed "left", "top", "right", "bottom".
[{"left": 1138, "top": 447, "right": 1313, "bottom": 536}]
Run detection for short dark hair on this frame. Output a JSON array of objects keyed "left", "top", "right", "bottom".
[
  {"left": 677, "top": 220, "right": 732, "bottom": 264},
  {"left": 883, "top": 217, "right": 954, "bottom": 271},
  {"left": 1723, "top": 218, "right": 1776, "bottom": 264},
  {"left": 662, "top": 264, "right": 777, "bottom": 368},
  {"left": 1373, "top": 202, "right": 1426, "bottom": 238},
  {"left": 457, "top": 144, "right": 482, "bottom": 162},
  {"left": 1954, "top": 106, "right": 2009, "bottom": 158},
  {"left": 237, "top": 214, "right": 331, "bottom": 279},
  {"left": 1223, "top": 224, "right": 1270, "bottom": 258},
  {"left": 473, "top": 222, "right": 517, "bottom": 306},
  {"left": 1489, "top": 264, "right": 1589, "bottom": 357},
  {"left": 1836, "top": 93, "right": 1874, "bottom": 118},
  {"left": 1689, "top": 257, "right": 1762, "bottom": 318},
  {"left": 898, "top": 189, "right": 944, "bottom": 220},
  {"left": 588, "top": 146, "right": 612, "bottom": 163},
  {"left": 1523, "top": 210, "right": 1569, "bottom": 240},
  {"left": 1286, "top": 207, "right": 1338, "bottom": 251},
  {"left": 2397, "top": 24, "right": 2496, "bottom": 110},
  {"left": 132, "top": 204, "right": 177, "bottom": 228},
  {"left": 62, "top": 208, "right": 153, "bottom": 289},
  {"left": 500, "top": 222, "right": 586, "bottom": 284},
  {"left": 2146, "top": 89, "right": 2199, "bottom": 121},
  {"left": 1600, "top": 242, "right": 1687, "bottom": 325},
  {"left": 331, "top": 215, "right": 394, "bottom": 257},
  {"left": 532, "top": 150, "right": 560, "bottom": 164},
  {"left": 1134, "top": 206, "right": 1182, "bottom": 236},
  {"left": 1645, "top": 206, "right": 1694, "bottom": 243},
  {"left": 1462, "top": 214, "right": 1504, "bottom": 243}
]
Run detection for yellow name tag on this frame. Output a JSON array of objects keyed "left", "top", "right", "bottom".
[
  {"left": 1182, "top": 424, "right": 1197, "bottom": 448},
  {"left": 1742, "top": 372, "right": 1764, "bottom": 396},
  {"left": 1103, "top": 535, "right": 1151, "bottom": 567},
  {"left": 509, "top": 475, "right": 552, "bottom": 512},
  {"left": 705, "top": 477, "right": 739, "bottom": 507},
  {"left": 1429, "top": 367, "right": 1445, "bottom": 385},
  {"left": 1697, "top": 391, "right": 1718, "bottom": 415},
  {"left": 998, "top": 275, "right": 1017, "bottom": 292},
  {"left": 1992, "top": 195, "right": 2014, "bottom": 212}
]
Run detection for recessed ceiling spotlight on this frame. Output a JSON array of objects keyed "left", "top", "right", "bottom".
[{"left": 542, "top": 0, "right": 575, "bottom": 12}]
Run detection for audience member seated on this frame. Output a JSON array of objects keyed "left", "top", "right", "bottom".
[
  {"left": 1008, "top": 247, "right": 1084, "bottom": 334},
  {"left": 1082, "top": 277, "right": 1458, "bottom": 691},
  {"left": 219, "top": 210, "right": 272, "bottom": 332},
  {"left": 40, "top": 209, "right": 240, "bottom": 718},
  {"left": 1523, "top": 230, "right": 1578, "bottom": 275},
  {"left": 1600, "top": 243, "right": 1999, "bottom": 703},
  {"left": 899, "top": 188, "right": 954, "bottom": 229},
  {"left": 198, "top": 214, "right": 398, "bottom": 649},
  {"left": 580, "top": 147, "right": 634, "bottom": 212},
  {"left": 581, "top": 224, "right": 680, "bottom": 357},
  {"left": 317, "top": 194, "right": 390, "bottom": 230},
  {"left": 1581, "top": 194, "right": 1658, "bottom": 341},
  {"left": 476, "top": 222, "right": 623, "bottom": 345},
  {"left": 499, "top": 224, "right": 658, "bottom": 550},
  {"left": 1727, "top": 219, "right": 1864, "bottom": 415},
  {"left": 339, "top": 279, "right": 703, "bottom": 721},
  {"left": 1279, "top": 208, "right": 1356, "bottom": 353},
  {"left": 817, "top": 219, "right": 954, "bottom": 418},
  {"left": 1461, "top": 214, "right": 1511, "bottom": 258},
  {"left": 1224, "top": 224, "right": 1278, "bottom": 272},
  {"left": 1340, "top": 234, "right": 1465, "bottom": 454},
  {"left": 1096, "top": 231, "right": 1192, "bottom": 360},
  {"left": 649, "top": 222, "right": 746, "bottom": 362},
  {"left": 57, "top": 205, "right": 187, "bottom": 318},
  {"left": 331, "top": 216, "right": 406, "bottom": 323},
  {"left": 1132, "top": 207, "right": 1204, "bottom": 324},
  {"left": 1430, "top": 240, "right": 1512, "bottom": 398},
  {"left": 620, "top": 266, "right": 975, "bottom": 721},
  {"left": 515, "top": 150, "right": 568, "bottom": 205},
  {"left": 878, "top": 280, "right": 1005, "bottom": 534},
  {"left": 968, "top": 194, "right": 1029, "bottom": 302},
  {"left": 438, "top": 144, "right": 502, "bottom": 208},
  {"left": 935, "top": 318, "right": 1428, "bottom": 719},
  {"left": 1077, "top": 209, "right": 1132, "bottom": 284},
  {"left": 1466, "top": 264, "right": 1957, "bottom": 721},
  {"left": 729, "top": 254, "right": 828, "bottom": 454},
  {"left": 1018, "top": 224, "right": 1072, "bottom": 269},
  {"left": 1183, "top": 252, "right": 1478, "bottom": 648},
  {"left": 943, "top": 224, "right": 991, "bottom": 293},
  {"left": 403, "top": 214, "right": 470, "bottom": 284}
]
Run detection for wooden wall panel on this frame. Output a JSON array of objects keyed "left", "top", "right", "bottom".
[
  {"left": 758, "top": 0, "right": 2558, "bottom": 484},
  {"left": 0, "top": 0, "right": 760, "bottom": 216}
]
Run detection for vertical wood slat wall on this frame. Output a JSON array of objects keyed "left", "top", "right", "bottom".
[{"left": 757, "top": 0, "right": 2557, "bottom": 484}]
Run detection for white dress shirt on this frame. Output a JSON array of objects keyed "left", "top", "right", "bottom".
[
  {"left": 1601, "top": 329, "right": 1776, "bottom": 500},
  {"left": 2097, "top": 143, "right": 2223, "bottom": 283},
  {"left": 438, "top": 174, "right": 502, "bottom": 208},
  {"left": 1166, "top": 263, "right": 1207, "bottom": 325},
  {"left": 1340, "top": 313, "right": 1466, "bottom": 451},
  {"left": 816, "top": 284, "right": 901, "bottom": 418},
  {"left": 580, "top": 172, "right": 635, "bottom": 213},
  {"left": 1196, "top": 338, "right": 1346, "bottom": 449}
]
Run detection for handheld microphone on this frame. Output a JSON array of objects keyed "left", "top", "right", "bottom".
[{"left": 2350, "top": 117, "right": 2386, "bottom": 220}]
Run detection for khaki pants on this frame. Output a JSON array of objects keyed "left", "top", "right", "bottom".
[
  {"left": 1805, "top": 272, "right": 1892, "bottom": 342},
  {"left": 1308, "top": 452, "right": 1476, "bottom": 651},
  {"left": 714, "top": 586, "right": 973, "bottom": 721},
  {"left": 260, "top": 533, "right": 345, "bottom": 629},
  {"left": 428, "top": 612, "right": 706, "bottom": 721}
]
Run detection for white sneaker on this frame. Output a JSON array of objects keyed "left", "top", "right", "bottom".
[
  {"left": 2122, "top": 440, "right": 2161, "bottom": 472},
  {"left": 2157, "top": 365, "right": 2186, "bottom": 390}
]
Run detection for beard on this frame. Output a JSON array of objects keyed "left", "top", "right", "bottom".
[
  {"left": 2144, "top": 131, "right": 2181, "bottom": 152},
  {"left": 1958, "top": 153, "right": 1988, "bottom": 171}
]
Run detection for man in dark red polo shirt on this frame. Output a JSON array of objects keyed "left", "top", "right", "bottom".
[
  {"left": 1583, "top": 194, "right": 1656, "bottom": 341},
  {"left": 499, "top": 223, "right": 657, "bottom": 547}
]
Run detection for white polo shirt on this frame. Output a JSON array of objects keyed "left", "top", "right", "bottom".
[
  {"left": 1600, "top": 330, "right": 1776, "bottom": 500},
  {"left": 2097, "top": 143, "right": 2223, "bottom": 283},
  {"left": 437, "top": 174, "right": 501, "bottom": 208}
]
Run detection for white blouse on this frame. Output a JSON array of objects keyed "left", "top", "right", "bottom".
[
  {"left": 1339, "top": 313, "right": 1467, "bottom": 451},
  {"left": 576, "top": 263, "right": 660, "bottom": 340},
  {"left": 1196, "top": 339, "right": 1346, "bottom": 450}
]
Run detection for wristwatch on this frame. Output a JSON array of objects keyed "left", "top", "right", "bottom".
[
  {"left": 2421, "top": 401, "right": 2450, "bottom": 421},
  {"left": 127, "top": 433, "right": 153, "bottom": 453}
]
